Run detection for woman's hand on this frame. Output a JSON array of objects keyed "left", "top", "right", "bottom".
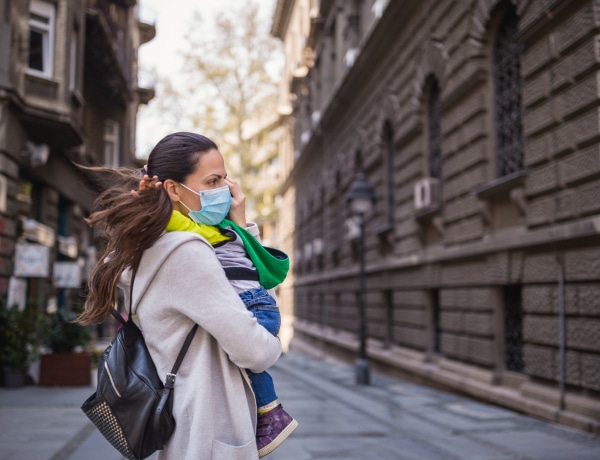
[
  {"left": 225, "top": 177, "right": 247, "bottom": 227},
  {"left": 131, "top": 174, "right": 162, "bottom": 197}
]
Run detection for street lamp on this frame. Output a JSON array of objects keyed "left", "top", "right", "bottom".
[{"left": 346, "top": 171, "right": 377, "bottom": 385}]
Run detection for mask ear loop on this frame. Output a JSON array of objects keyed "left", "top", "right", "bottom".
[
  {"left": 178, "top": 200, "right": 195, "bottom": 213},
  {"left": 177, "top": 183, "right": 202, "bottom": 212},
  {"left": 179, "top": 182, "right": 203, "bottom": 196}
]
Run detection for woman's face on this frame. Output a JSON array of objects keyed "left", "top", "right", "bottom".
[{"left": 176, "top": 148, "right": 228, "bottom": 213}]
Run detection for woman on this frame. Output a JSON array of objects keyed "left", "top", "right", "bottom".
[{"left": 77, "top": 132, "right": 282, "bottom": 459}]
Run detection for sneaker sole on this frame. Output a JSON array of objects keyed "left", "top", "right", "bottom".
[{"left": 257, "top": 419, "right": 299, "bottom": 458}]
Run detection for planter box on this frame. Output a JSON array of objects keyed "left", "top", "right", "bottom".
[{"left": 39, "top": 352, "right": 91, "bottom": 386}]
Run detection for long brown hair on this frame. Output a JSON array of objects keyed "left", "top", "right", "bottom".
[{"left": 77, "top": 132, "right": 218, "bottom": 324}]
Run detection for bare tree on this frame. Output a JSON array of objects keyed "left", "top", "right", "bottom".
[{"left": 181, "top": 2, "right": 281, "bottom": 180}]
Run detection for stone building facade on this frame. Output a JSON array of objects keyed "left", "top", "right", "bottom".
[
  {"left": 272, "top": 0, "right": 600, "bottom": 433},
  {"left": 0, "top": 0, "right": 153, "bottom": 312},
  {"left": 271, "top": 0, "right": 312, "bottom": 351}
]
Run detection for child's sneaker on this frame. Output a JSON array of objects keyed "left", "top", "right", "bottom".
[{"left": 256, "top": 404, "right": 298, "bottom": 458}]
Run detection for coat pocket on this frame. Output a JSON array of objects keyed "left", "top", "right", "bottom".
[{"left": 212, "top": 437, "right": 257, "bottom": 459}]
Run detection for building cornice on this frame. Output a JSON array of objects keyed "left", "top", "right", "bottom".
[
  {"left": 271, "top": 0, "right": 295, "bottom": 39},
  {"left": 284, "top": 0, "right": 420, "bottom": 189},
  {"left": 0, "top": 88, "right": 84, "bottom": 150},
  {"left": 318, "top": 0, "right": 417, "bottom": 132},
  {"left": 294, "top": 214, "right": 600, "bottom": 286}
]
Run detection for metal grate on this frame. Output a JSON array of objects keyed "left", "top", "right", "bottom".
[
  {"left": 384, "top": 122, "right": 395, "bottom": 225},
  {"left": 432, "top": 289, "right": 441, "bottom": 354},
  {"left": 385, "top": 290, "right": 394, "bottom": 347},
  {"left": 494, "top": 5, "right": 525, "bottom": 178},
  {"left": 427, "top": 77, "right": 443, "bottom": 180},
  {"left": 504, "top": 285, "right": 524, "bottom": 373}
]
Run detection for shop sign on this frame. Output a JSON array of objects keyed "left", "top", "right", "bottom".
[
  {"left": 22, "top": 219, "right": 55, "bottom": 247},
  {"left": 14, "top": 243, "right": 51, "bottom": 277},
  {"left": 0, "top": 175, "right": 6, "bottom": 213},
  {"left": 57, "top": 236, "right": 78, "bottom": 259},
  {"left": 7, "top": 277, "right": 27, "bottom": 310},
  {"left": 53, "top": 261, "right": 82, "bottom": 288}
]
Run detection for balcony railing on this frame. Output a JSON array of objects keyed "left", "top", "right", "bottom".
[
  {"left": 87, "top": 0, "right": 119, "bottom": 37},
  {"left": 86, "top": 0, "right": 132, "bottom": 105}
]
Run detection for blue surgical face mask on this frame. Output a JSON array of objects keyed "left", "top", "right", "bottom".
[{"left": 179, "top": 183, "right": 232, "bottom": 225}]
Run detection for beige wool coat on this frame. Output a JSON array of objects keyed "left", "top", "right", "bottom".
[{"left": 129, "top": 231, "right": 282, "bottom": 459}]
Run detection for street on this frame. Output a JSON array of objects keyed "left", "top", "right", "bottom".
[{"left": 0, "top": 351, "right": 599, "bottom": 460}]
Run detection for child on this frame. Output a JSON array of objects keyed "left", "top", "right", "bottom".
[{"left": 137, "top": 173, "right": 297, "bottom": 458}]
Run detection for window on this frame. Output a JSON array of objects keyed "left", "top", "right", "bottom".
[
  {"left": 372, "top": 0, "right": 389, "bottom": 18},
  {"left": 503, "top": 284, "right": 524, "bottom": 373},
  {"left": 494, "top": 4, "right": 524, "bottom": 178},
  {"left": 28, "top": 0, "right": 55, "bottom": 77},
  {"left": 17, "top": 176, "right": 42, "bottom": 220},
  {"left": 16, "top": 179, "right": 33, "bottom": 216},
  {"left": 333, "top": 170, "right": 343, "bottom": 261},
  {"left": 354, "top": 149, "right": 363, "bottom": 173},
  {"left": 0, "top": 175, "right": 6, "bottom": 213},
  {"left": 104, "top": 121, "right": 120, "bottom": 167},
  {"left": 383, "top": 121, "right": 395, "bottom": 226},
  {"left": 69, "top": 29, "right": 78, "bottom": 91},
  {"left": 384, "top": 290, "right": 394, "bottom": 347},
  {"left": 427, "top": 76, "right": 443, "bottom": 181}
]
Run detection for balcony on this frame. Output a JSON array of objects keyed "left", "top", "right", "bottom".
[
  {"left": 87, "top": 0, "right": 125, "bottom": 39},
  {"left": 137, "top": 4, "right": 156, "bottom": 45},
  {"left": 86, "top": 0, "right": 132, "bottom": 107},
  {"left": 136, "top": 70, "right": 156, "bottom": 105}
]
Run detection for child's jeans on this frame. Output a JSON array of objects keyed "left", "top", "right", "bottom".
[{"left": 239, "top": 286, "right": 281, "bottom": 408}]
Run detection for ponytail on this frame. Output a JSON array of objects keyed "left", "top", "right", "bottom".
[{"left": 76, "top": 166, "right": 172, "bottom": 325}]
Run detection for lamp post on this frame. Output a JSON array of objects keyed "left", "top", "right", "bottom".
[{"left": 346, "top": 171, "right": 377, "bottom": 385}]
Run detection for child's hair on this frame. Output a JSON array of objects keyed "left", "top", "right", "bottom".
[{"left": 77, "top": 132, "right": 218, "bottom": 324}]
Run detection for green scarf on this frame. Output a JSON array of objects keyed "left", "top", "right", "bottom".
[{"left": 218, "top": 219, "right": 289, "bottom": 289}]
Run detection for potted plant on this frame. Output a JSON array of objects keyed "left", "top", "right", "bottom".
[
  {"left": 0, "top": 300, "right": 45, "bottom": 388},
  {"left": 39, "top": 309, "right": 91, "bottom": 386}
]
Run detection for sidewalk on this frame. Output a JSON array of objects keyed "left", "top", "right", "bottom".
[
  {"left": 269, "top": 353, "right": 600, "bottom": 459},
  {"left": 1, "top": 351, "right": 599, "bottom": 460}
]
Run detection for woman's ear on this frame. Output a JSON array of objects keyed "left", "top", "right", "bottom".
[{"left": 163, "top": 179, "right": 180, "bottom": 202}]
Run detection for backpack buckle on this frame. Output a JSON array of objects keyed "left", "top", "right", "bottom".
[{"left": 165, "top": 373, "right": 176, "bottom": 388}]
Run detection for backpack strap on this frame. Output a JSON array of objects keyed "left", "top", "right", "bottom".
[{"left": 167, "top": 323, "right": 198, "bottom": 382}]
